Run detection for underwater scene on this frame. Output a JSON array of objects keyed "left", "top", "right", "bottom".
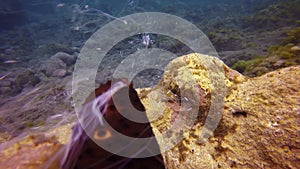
[{"left": 0, "top": 0, "right": 299, "bottom": 168}]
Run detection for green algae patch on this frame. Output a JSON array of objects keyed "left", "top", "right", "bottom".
[
  {"left": 232, "top": 56, "right": 265, "bottom": 75},
  {"left": 284, "top": 27, "right": 300, "bottom": 45},
  {"left": 244, "top": 0, "right": 300, "bottom": 29},
  {"left": 232, "top": 27, "right": 300, "bottom": 77}
]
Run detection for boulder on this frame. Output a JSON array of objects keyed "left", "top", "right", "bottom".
[
  {"left": 51, "top": 69, "right": 67, "bottom": 78},
  {"left": 40, "top": 52, "right": 77, "bottom": 77},
  {"left": 41, "top": 58, "right": 67, "bottom": 77},
  {"left": 139, "top": 53, "right": 300, "bottom": 169},
  {"left": 0, "top": 123, "right": 73, "bottom": 169},
  {"left": 0, "top": 134, "right": 62, "bottom": 169},
  {"left": 51, "top": 52, "right": 76, "bottom": 66}
]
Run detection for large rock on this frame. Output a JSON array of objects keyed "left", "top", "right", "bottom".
[
  {"left": 0, "top": 134, "right": 62, "bottom": 169},
  {"left": 40, "top": 52, "right": 77, "bottom": 78},
  {"left": 40, "top": 58, "right": 67, "bottom": 77},
  {"left": 0, "top": 123, "right": 73, "bottom": 169},
  {"left": 139, "top": 53, "right": 300, "bottom": 169},
  {"left": 51, "top": 52, "right": 76, "bottom": 66}
]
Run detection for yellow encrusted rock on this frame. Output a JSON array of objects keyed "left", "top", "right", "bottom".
[
  {"left": 0, "top": 134, "right": 62, "bottom": 169},
  {"left": 139, "top": 53, "right": 300, "bottom": 169}
]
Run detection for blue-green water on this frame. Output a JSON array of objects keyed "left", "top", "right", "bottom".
[
  {"left": 0, "top": 0, "right": 280, "bottom": 30},
  {"left": 0, "top": 1, "right": 299, "bottom": 169}
]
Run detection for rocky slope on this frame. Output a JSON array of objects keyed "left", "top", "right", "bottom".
[{"left": 0, "top": 53, "right": 299, "bottom": 169}]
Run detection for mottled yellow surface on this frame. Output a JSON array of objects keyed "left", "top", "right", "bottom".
[
  {"left": 45, "top": 123, "right": 74, "bottom": 144},
  {"left": 0, "top": 123, "right": 74, "bottom": 169},
  {"left": 0, "top": 134, "right": 62, "bottom": 169},
  {"left": 140, "top": 53, "right": 300, "bottom": 169},
  {"left": 220, "top": 66, "right": 300, "bottom": 168}
]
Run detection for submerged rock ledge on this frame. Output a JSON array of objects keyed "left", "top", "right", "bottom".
[{"left": 0, "top": 53, "right": 299, "bottom": 169}]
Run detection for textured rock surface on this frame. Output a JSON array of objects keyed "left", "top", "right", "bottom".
[
  {"left": 0, "top": 123, "right": 73, "bottom": 169},
  {"left": 0, "top": 69, "right": 40, "bottom": 96},
  {"left": 39, "top": 52, "right": 77, "bottom": 78},
  {"left": 40, "top": 58, "right": 67, "bottom": 77},
  {"left": 139, "top": 53, "right": 299, "bottom": 169},
  {"left": 0, "top": 134, "right": 62, "bottom": 169},
  {"left": 219, "top": 66, "right": 300, "bottom": 168},
  {"left": 51, "top": 52, "right": 76, "bottom": 66}
]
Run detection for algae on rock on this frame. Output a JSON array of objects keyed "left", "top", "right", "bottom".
[
  {"left": 140, "top": 53, "right": 299, "bottom": 169},
  {"left": 0, "top": 134, "right": 62, "bottom": 169}
]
